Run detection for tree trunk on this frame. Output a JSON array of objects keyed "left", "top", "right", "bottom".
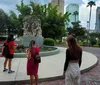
[{"left": 89, "top": 6, "right": 92, "bottom": 31}]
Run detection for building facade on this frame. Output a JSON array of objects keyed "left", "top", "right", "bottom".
[
  {"left": 51, "top": 0, "right": 64, "bottom": 15},
  {"left": 66, "top": 4, "right": 79, "bottom": 27},
  {"left": 95, "top": 7, "right": 100, "bottom": 32}
]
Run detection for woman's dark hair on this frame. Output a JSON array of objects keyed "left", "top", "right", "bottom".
[
  {"left": 68, "top": 36, "right": 76, "bottom": 48},
  {"left": 29, "top": 40, "right": 35, "bottom": 49},
  {"left": 7, "top": 34, "right": 14, "bottom": 42},
  {"left": 67, "top": 36, "right": 81, "bottom": 57}
]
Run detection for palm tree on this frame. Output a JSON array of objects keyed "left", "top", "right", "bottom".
[
  {"left": 73, "top": 11, "right": 78, "bottom": 22},
  {"left": 87, "top": 1, "right": 96, "bottom": 31},
  {"left": 64, "top": 12, "right": 71, "bottom": 26}
]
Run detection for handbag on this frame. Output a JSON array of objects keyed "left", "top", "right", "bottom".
[{"left": 34, "top": 52, "right": 41, "bottom": 64}]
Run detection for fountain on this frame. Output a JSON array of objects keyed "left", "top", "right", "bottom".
[
  {"left": 20, "top": 15, "right": 44, "bottom": 47},
  {"left": 14, "top": 15, "right": 60, "bottom": 57}
]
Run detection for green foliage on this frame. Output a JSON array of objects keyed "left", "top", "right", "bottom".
[
  {"left": 16, "top": 0, "right": 31, "bottom": 16},
  {"left": 98, "top": 41, "right": 100, "bottom": 47},
  {"left": 0, "top": 1, "right": 71, "bottom": 38},
  {"left": 89, "top": 32, "right": 98, "bottom": 38},
  {"left": 41, "top": 3, "right": 69, "bottom": 40},
  {"left": 43, "top": 38, "right": 55, "bottom": 46},
  {"left": 87, "top": 1, "right": 96, "bottom": 7},
  {"left": 15, "top": 0, "right": 31, "bottom": 36},
  {"left": 67, "top": 21, "right": 87, "bottom": 41},
  {"left": 89, "top": 32, "right": 100, "bottom": 46},
  {"left": 79, "top": 41, "right": 83, "bottom": 46},
  {"left": 90, "top": 38, "right": 97, "bottom": 46},
  {"left": 8, "top": 10, "right": 19, "bottom": 35},
  {"left": 73, "top": 11, "right": 78, "bottom": 22},
  {"left": 0, "top": 9, "right": 10, "bottom": 35}
]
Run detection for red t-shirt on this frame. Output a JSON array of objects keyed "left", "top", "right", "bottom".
[
  {"left": 4, "top": 41, "right": 15, "bottom": 54},
  {"left": 9, "top": 41, "right": 15, "bottom": 54}
]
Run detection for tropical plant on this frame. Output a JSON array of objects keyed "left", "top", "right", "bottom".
[
  {"left": 98, "top": 41, "right": 100, "bottom": 47},
  {"left": 16, "top": 0, "right": 31, "bottom": 16},
  {"left": 67, "top": 21, "right": 87, "bottom": 42},
  {"left": 16, "top": 0, "right": 31, "bottom": 35},
  {"left": 73, "top": 11, "right": 78, "bottom": 22},
  {"left": 89, "top": 32, "right": 98, "bottom": 38},
  {"left": 31, "top": 3, "right": 70, "bottom": 40},
  {"left": 8, "top": 1, "right": 70, "bottom": 39},
  {"left": 9, "top": 10, "right": 20, "bottom": 35},
  {"left": 87, "top": 1, "right": 96, "bottom": 30},
  {"left": 90, "top": 37, "right": 97, "bottom": 46},
  {"left": 0, "top": 9, "right": 10, "bottom": 35}
]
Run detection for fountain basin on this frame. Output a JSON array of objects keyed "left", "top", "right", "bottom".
[{"left": 14, "top": 46, "right": 60, "bottom": 58}]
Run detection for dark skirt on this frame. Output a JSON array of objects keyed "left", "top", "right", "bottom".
[{"left": 5, "top": 54, "right": 14, "bottom": 59}]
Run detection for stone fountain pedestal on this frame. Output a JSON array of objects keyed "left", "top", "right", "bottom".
[
  {"left": 21, "top": 35, "right": 44, "bottom": 47},
  {"left": 19, "top": 15, "right": 44, "bottom": 47}
]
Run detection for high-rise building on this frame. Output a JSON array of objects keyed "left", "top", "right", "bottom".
[
  {"left": 66, "top": 4, "right": 79, "bottom": 27},
  {"left": 95, "top": 7, "right": 100, "bottom": 32},
  {"left": 51, "top": 0, "right": 64, "bottom": 15}
]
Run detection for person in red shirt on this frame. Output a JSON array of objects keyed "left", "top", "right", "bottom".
[
  {"left": 26, "top": 40, "right": 40, "bottom": 85},
  {"left": 3, "top": 34, "right": 15, "bottom": 73}
]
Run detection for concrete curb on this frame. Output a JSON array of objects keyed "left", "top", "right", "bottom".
[
  {"left": 81, "top": 59, "right": 98, "bottom": 73},
  {"left": 0, "top": 47, "right": 98, "bottom": 85},
  {"left": 14, "top": 46, "right": 60, "bottom": 58},
  {"left": 0, "top": 56, "right": 98, "bottom": 85}
]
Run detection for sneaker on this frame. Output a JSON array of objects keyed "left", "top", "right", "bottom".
[
  {"left": 8, "top": 70, "right": 15, "bottom": 73},
  {"left": 3, "top": 68, "right": 8, "bottom": 72}
]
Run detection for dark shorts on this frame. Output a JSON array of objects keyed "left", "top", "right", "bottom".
[{"left": 5, "top": 54, "right": 14, "bottom": 59}]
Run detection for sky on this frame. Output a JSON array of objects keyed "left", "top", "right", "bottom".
[{"left": 0, "top": 0, "right": 99, "bottom": 30}]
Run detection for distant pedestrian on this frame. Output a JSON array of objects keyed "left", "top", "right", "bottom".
[
  {"left": 26, "top": 40, "right": 40, "bottom": 85},
  {"left": 63, "top": 36, "right": 82, "bottom": 85},
  {"left": 2, "top": 34, "right": 15, "bottom": 73}
]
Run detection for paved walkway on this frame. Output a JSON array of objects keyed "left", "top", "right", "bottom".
[{"left": 0, "top": 47, "right": 98, "bottom": 85}]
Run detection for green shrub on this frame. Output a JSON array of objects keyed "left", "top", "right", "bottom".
[
  {"left": 82, "top": 40, "right": 88, "bottom": 46},
  {"left": 98, "top": 41, "right": 100, "bottom": 47},
  {"left": 79, "top": 41, "right": 83, "bottom": 46},
  {"left": 43, "top": 38, "right": 55, "bottom": 46},
  {"left": 90, "top": 38, "right": 97, "bottom": 46}
]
